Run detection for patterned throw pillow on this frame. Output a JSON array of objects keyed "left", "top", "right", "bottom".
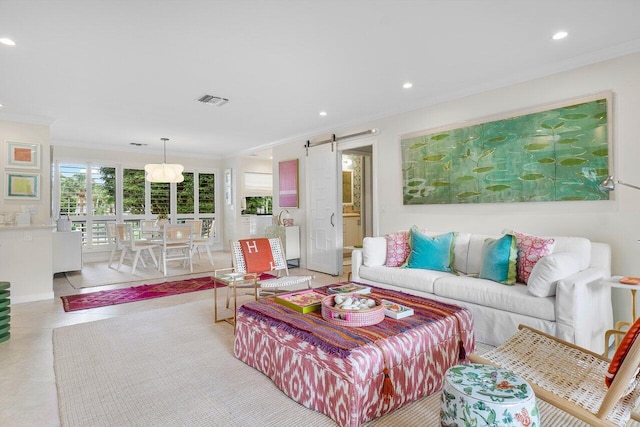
[
  {"left": 385, "top": 231, "right": 411, "bottom": 267},
  {"left": 513, "top": 231, "right": 555, "bottom": 284},
  {"left": 606, "top": 316, "right": 640, "bottom": 389}
]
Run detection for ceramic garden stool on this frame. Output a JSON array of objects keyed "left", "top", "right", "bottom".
[{"left": 440, "top": 363, "right": 540, "bottom": 427}]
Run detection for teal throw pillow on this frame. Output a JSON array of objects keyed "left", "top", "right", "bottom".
[
  {"left": 479, "top": 234, "right": 517, "bottom": 285},
  {"left": 405, "top": 228, "right": 455, "bottom": 272}
]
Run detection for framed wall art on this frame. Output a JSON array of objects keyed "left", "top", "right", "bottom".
[
  {"left": 278, "top": 159, "right": 299, "bottom": 208},
  {"left": 5, "top": 141, "right": 41, "bottom": 170},
  {"left": 5, "top": 172, "right": 40, "bottom": 200},
  {"left": 400, "top": 92, "right": 612, "bottom": 205}
]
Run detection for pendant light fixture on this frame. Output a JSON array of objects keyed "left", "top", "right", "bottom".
[{"left": 144, "top": 138, "right": 184, "bottom": 183}]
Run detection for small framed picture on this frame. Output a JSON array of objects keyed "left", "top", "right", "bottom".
[
  {"left": 224, "top": 169, "right": 232, "bottom": 187},
  {"left": 5, "top": 172, "right": 40, "bottom": 200},
  {"left": 5, "top": 141, "right": 41, "bottom": 170}
]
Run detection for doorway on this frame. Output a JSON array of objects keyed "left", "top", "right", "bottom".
[{"left": 341, "top": 145, "right": 373, "bottom": 277}]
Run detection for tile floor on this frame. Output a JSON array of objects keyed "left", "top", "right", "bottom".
[{"left": 0, "top": 251, "right": 347, "bottom": 426}]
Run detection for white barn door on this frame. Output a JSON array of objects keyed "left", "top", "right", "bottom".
[{"left": 306, "top": 142, "right": 342, "bottom": 276}]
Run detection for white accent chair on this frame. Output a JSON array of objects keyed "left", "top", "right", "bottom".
[
  {"left": 115, "top": 223, "right": 159, "bottom": 274},
  {"left": 229, "top": 237, "right": 312, "bottom": 305},
  {"left": 159, "top": 223, "right": 194, "bottom": 276}
]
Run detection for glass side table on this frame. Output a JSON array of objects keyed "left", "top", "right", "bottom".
[
  {"left": 213, "top": 268, "right": 258, "bottom": 326},
  {"left": 603, "top": 276, "right": 639, "bottom": 355}
]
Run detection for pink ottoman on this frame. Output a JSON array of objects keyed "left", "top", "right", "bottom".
[{"left": 234, "top": 285, "right": 475, "bottom": 427}]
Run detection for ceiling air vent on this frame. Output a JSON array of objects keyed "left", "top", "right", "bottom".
[{"left": 197, "top": 94, "right": 229, "bottom": 106}]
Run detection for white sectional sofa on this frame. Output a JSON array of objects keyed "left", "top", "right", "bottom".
[{"left": 351, "top": 231, "right": 613, "bottom": 354}]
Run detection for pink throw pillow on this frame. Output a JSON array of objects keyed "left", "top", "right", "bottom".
[
  {"left": 513, "top": 231, "right": 555, "bottom": 284},
  {"left": 385, "top": 232, "right": 410, "bottom": 267}
]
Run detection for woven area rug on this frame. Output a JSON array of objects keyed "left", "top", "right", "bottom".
[
  {"left": 60, "top": 276, "right": 225, "bottom": 312},
  {"left": 53, "top": 300, "right": 610, "bottom": 426}
]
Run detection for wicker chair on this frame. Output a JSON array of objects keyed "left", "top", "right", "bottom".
[
  {"left": 469, "top": 325, "right": 640, "bottom": 427},
  {"left": 229, "top": 237, "right": 312, "bottom": 305}
]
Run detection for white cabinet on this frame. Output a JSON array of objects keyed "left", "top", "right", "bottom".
[
  {"left": 0, "top": 225, "right": 54, "bottom": 303},
  {"left": 343, "top": 216, "right": 362, "bottom": 247},
  {"left": 285, "top": 226, "right": 300, "bottom": 261},
  {"left": 53, "top": 231, "right": 82, "bottom": 273}
]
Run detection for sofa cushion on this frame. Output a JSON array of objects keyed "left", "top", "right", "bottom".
[
  {"left": 479, "top": 234, "right": 517, "bottom": 285},
  {"left": 527, "top": 252, "right": 582, "bottom": 297},
  {"left": 359, "top": 265, "right": 451, "bottom": 294},
  {"left": 433, "top": 276, "right": 556, "bottom": 321},
  {"left": 405, "top": 228, "right": 455, "bottom": 272},
  {"left": 551, "top": 236, "right": 591, "bottom": 270},
  {"left": 362, "top": 237, "right": 386, "bottom": 267},
  {"left": 466, "top": 233, "right": 499, "bottom": 275},
  {"left": 513, "top": 231, "right": 556, "bottom": 284},
  {"left": 384, "top": 231, "right": 411, "bottom": 267}
]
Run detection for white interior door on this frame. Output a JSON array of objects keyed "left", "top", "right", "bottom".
[{"left": 306, "top": 143, "right": 342, "bottom": 275}]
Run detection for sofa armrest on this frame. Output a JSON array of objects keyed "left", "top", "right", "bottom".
[
  {"left": 555, "top": 267, "right": 612, "bottom": 353},
  {"left": 351, "top": 249, "right": 363, "bottom": 281}
]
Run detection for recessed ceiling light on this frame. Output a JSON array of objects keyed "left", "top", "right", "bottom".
[
  {"left": 552, "top": 31, "right": 568, "bottom": 40},
  {"left": 402, "top": 82, "right": 413, "bottom": 89},
  {"left": 319, "top": 111, "right": 327, "bottom": 116},
  {"left": 0, "top": 38, "right": 16, "bottom": 46},
  {"left": 0, "top": 103, "right": 3, "bottom": 108}
]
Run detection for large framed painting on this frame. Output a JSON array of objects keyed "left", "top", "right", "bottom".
[
  {"left": 278, "top": 159, "right": 299, "bottom": 208},
  {"left": 401, "top": 93, "right": 612, "bottom": 205}
]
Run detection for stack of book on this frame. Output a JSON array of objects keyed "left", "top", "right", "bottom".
[
  {"left": 380, "top": 299, "right": 414, "bottom": 319},
  {"left": 327, "top": 283, "right": 371, "bottom": 295},
  {"left": 274, "top": 289, "right": 324, "bottom": 314}
]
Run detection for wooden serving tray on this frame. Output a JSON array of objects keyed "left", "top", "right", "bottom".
[{"left": 620, "top": 277, "right": 640, "bottom": 285}]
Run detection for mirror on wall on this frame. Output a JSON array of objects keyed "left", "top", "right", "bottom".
[{"left": 342, "top": 170, "right": 353, "bottom": 204}]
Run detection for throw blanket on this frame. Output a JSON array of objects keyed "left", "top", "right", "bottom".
[
  {"left": 238, "top": 284, "right": 471, "bottom": 359},
  {"left": 239, "top": 238, "right": 275, "bottom": 273}
]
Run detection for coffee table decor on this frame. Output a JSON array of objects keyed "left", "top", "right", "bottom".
[
  {"left": 234, "top": 283, "right": 475, "bottom": 427},
  {"left": 321, "top": 293, "right": 384, "bottom": 327}
]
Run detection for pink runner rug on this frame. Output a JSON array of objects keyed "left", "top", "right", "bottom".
[{"left": 60, "top": 276, "right": 230, "bottom": 312}]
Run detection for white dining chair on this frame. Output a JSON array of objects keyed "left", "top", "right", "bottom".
[
  {"left": 106, "top": 222, "right": 123, "bottom": 269},
  {"left": 140, "top": 219, "right": 159, "bottom": 240},
  {"left": 191, "top": 220, "right": 215, "bottom": 266},
  {"left": 159, "top": 223, "right": 194, "bottom": 276},
  {"left": 115, "top": 223, "right": 159, "bottom": 274}
]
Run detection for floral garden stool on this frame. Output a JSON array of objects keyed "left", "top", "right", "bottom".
[{"left": 440, "top": 363, "right": 540, "bottom": 427}]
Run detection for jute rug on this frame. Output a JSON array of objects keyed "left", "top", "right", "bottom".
[{"left": 52, "top": 300, "right": 611, "bottom": 426}]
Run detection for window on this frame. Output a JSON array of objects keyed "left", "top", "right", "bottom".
[
  {"left": 199, "top": 173, "right": 215, "bottom": 214},
  {"left": 59, "top": 164, "right": 87, "bottom": 216},
  {"left": 123, "top": 168, "right": 145, "bottom": 215},
  {"left": 177, "top": 172, "right": 194, "bottom": 214},
  {"left": 54, "top": 162, "right": 218, "bottom": 252}
]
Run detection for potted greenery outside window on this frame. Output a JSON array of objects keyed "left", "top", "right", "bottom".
[{"left": 156, "top": 211, "right": 169, "bottom": 226}]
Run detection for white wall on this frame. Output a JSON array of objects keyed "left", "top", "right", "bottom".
[
  {"left": 274, "top": 53, "right": 640, "bottom": 323},
  {"left": 223, "top": 156, "right": 273, "bottom": 248},
  {"left": 0, "top": 120, "right": 51, "bottom": 225}
]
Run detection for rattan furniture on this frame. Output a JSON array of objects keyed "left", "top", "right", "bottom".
[{"left": 469, "top": 325, "right": 640, "bottom": 427}]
